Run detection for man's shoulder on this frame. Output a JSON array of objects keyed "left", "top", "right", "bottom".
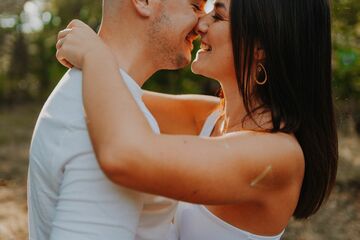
[
  {"left": 58, "top": 68, "right": 83, "bottom": 86},
  {"left": 49, "top": 68, "right": 83, "bottom": 99},
  {"left": 37, "top": 68, "right": 85, "bottom": 125},
  {"left": 66, "top": 68, "right": 83, "bottom": 80}
]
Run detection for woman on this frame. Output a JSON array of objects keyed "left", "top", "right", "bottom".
[{"left": 56, "top": 0, "right": 338, "bottom": 238}]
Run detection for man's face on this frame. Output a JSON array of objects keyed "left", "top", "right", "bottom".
[{"left": 148, "top": 0, "right": 206, "bottom": 70}]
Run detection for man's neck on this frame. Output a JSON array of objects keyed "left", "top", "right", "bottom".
[{"left": 98, "top": 27, "right": 157, "bottom": 87}]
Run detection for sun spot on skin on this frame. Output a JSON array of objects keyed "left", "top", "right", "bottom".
[{"left": 250, "top": 165, "right": 273, "bottom": 187}]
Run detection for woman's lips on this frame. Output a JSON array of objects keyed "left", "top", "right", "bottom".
[{"left": 200, "top": 41, "right": 212, "bottom": 52}]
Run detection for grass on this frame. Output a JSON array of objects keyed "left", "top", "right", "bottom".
[{"left": 0, "top": 103, "right": 359, "bottom": 240}]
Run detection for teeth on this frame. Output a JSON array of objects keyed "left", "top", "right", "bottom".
[{"left": 200, "top": 42, "right": 212, "bottom": 51}]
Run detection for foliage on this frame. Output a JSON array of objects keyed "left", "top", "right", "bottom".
[
  {"left": 0, "top": 0, "right": 359, "bottom": 126},
  {"left": 0, "top": 0, "right": 102, "bottom": 104},
  {"left": 332, "top": 0, "right": 360, "bottom": 99},
  {"left": 332, "top": 0, "right": 360, "bottom": 132}
]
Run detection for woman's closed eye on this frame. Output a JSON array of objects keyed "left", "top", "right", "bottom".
[{"left": 212, "top": 13, "right": 223, "bottom": 22}]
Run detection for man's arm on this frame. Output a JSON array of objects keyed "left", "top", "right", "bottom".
[
  {"left": 49, "top": 150, "right": 143, "bottom": 240},
  {"left": 43, "top": 70, "right": 143, "bottom": 240},
  {"left": 143, "top": 91, "right": 220, "bottom": 135}
]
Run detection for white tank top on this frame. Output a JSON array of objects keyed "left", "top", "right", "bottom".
[{"left": 168, "top": 110, "right": 285, "bottom": 240}]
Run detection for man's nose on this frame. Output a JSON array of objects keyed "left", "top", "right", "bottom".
[{"left": 195, "top": 16, "right": 209, "bottom": 36}]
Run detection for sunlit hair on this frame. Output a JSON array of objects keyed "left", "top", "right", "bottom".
[{"left": 229, "top": 0, "right": 338, "bottom": 219}]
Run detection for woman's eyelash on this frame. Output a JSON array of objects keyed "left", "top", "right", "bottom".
[
  {"left": 212, "top": 14, "right": 222, "bottom": 21},
  {"left": 192, "top": 4, "right": 201, "bottom": 11}
]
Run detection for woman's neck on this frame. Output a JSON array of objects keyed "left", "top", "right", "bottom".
[
  {"left": 220, "top": 81, "right": 271, "bottom": 133},
  {"left": 219, "top": 80, "right": 247, "bottom": 133}
]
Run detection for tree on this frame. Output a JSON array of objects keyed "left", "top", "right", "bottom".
[{"left": 332, "top": 0, "right": 360, "bottom": 134}]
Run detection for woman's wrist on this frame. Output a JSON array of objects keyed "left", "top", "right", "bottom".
[{"left": 82, "top": 45, "right": 117, "bottom": 69}]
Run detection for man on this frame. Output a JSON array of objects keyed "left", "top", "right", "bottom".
[{"left": 28, "top": 0, "right": 214, "bottom": 239}]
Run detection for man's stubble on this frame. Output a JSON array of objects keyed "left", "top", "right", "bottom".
[{"left": 148, "top": 11, "right": 189, "bottom": 70}]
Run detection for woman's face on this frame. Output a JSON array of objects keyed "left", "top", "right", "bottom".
[{"left": 191, "top": 0, "right": 236, "bottom": 82}]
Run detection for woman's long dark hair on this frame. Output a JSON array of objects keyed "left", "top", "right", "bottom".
[{"left": 229, "top": 0, "right": 338, "bottom": 219}]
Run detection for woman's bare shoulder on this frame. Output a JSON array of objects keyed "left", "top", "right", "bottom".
[{"left": 225, "top": 131, "right": 305, "bottom": 188}]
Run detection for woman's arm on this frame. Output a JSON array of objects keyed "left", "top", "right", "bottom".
[
  {"left": 57, "top": 20, "right": 304, "bottom": 205},
  {"left": 143, "top": 91, "right": 220, "bottom": 135},
  {"left": 57, "top": 24, "right": 220, "bottom": 137}
]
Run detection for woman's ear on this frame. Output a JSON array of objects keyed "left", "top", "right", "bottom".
[
  {"left": 254, "top": 43, "right": 266, "bottom": 61},
  {"left": 131, "top": 0, "right": 152, "bottom": 17}
]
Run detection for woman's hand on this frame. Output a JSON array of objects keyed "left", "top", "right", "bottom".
[{"left": 56, "top": 19, "right": 111, "bottom": 69}]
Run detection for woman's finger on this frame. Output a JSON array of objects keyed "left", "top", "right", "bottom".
[
  {"left": 67, "top": 19, "right": 85, "bottom": 29},
  {"left": 57, "top": 29, "right": 72, "bottom": 41},
  {"left": 62, "top": 59, "right": 73, "bottom": 69},
  {"left": 56, "top": 38, "right": 65, "bottom": 50},
  {"left": 59, "top": 59, "right": 73, "bottom": 69},
  {"left": 56, "top": 49, "right": 73, "bottom": 68}
]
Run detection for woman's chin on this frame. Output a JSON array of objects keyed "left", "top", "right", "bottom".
[
  {"left": 191, "top": 50, "right": 214, "bottom": 77},
  {"left": 191, "top": 63, "right": 214, "bottom": 79},
  {"left": 191, "top": 62, "right": 201, "bottom": 75},
  {"left": 191, "top": 60, "right": 205, "bottom": 75}
]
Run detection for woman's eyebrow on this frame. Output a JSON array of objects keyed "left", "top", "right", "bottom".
[{"left": 214, "top": 2, "right": 227, "bottom": 10}]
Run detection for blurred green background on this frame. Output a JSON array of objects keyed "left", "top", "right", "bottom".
[{"left": 0, "top": 0, "right": 359, "bottom": 239}]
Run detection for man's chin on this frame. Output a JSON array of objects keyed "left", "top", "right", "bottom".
[
  {"left": 160, "top": 53, "right": 191, "bottom": 70},
  {"left": 173, "top": 54, "right": 191, "bottom": 69}
]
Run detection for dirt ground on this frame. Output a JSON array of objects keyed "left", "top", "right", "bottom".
[{"left": 0, "top": 104, "right": 359, "bottom": 240}]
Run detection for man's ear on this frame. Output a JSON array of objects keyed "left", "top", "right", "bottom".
[{"left": 131, "top": 0, "right": 152, "bottom": 17}]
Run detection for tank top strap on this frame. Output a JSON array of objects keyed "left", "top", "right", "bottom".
[{"left": 199, "top": 109, "right": 222, "bottom": 137}]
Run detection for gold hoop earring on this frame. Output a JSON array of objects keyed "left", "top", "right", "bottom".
[{"left": 255, "top": 63, "right": 268, "bottom": 85}]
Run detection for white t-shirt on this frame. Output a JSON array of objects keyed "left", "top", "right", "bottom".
[
  {"left": 28, "top": 69, "right": 177, "bottom": 240},
  {"left": 168, "top": 111, "right": 285, "bottom": 240},
  {"left": 172, "top": 203, "right": 284, "bottom": 240}
]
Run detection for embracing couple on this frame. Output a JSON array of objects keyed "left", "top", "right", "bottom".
[{"left": 28, "top": 0, "right": 338, "bottom": 239}]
